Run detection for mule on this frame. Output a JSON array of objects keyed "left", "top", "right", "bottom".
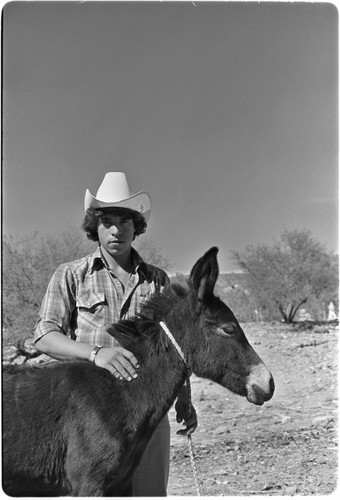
[{"left": 2, "top": 247, "right": 274, "bottom": 496}]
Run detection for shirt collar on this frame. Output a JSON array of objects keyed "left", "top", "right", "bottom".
[{"left": 89, "top": 246, "right": 147, "bottom": 275}]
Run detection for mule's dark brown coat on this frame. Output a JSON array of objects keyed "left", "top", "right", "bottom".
[{"left": 2, "top": 247, "right": 274, "bottom": 496}]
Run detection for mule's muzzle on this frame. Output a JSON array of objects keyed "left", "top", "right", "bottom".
[{"left": 246, "top": 362, "right": 275, "bottom": 406}]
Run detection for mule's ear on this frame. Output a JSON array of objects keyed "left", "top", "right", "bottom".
[{"left": 190, "top": 247, "right": 219, "bottom": 301}]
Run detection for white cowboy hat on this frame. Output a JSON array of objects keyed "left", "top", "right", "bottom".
[{"left": 84, "top": 172, "right": 151, "bottom": 222}]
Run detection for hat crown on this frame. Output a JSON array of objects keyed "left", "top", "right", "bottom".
[
  {"left": 84, "top": 171, "right": 151, "bottom": 222},
  {"left": 96, "top": 172, "right": 131, "bottom": 203}
]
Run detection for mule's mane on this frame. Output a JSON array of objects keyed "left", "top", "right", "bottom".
[
  {"left": 112, "top": 282, "right": 190, "bottom": 344},
  {"left": 141, "top": 282, "right": 189, "bottom": 320}
]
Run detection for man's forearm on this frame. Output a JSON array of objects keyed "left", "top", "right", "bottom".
[{"left": 35, "top": 331, "right": 93, "bottom": 361}]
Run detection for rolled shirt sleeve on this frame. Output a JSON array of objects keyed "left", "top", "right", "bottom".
[{"left": 34, "top": 264, "right": 76, "bottom": 343}]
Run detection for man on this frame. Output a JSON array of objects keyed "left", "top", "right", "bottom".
[{"left": 34, "top": 172, "right": 197, "bottom": 496}]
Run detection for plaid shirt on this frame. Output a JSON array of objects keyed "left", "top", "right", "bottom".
[{"left": 34, "top": 246, "right": 169, "bottom": 348}]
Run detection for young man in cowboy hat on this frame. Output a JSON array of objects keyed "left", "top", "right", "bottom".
[{"left": 34, "top": 172, "right": 197, "bottom": 496}]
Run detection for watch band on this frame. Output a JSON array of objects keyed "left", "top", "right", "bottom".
[{"left": 89, "top": 345, "right": 103, "bottom": 363}]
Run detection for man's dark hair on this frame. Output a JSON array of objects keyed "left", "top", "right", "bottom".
[{"left": 81, "top": 207, "right": 147, "bottom": 242}]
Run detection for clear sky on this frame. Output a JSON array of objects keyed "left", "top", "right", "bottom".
[{"left": 2, "top": 1, "right": 338, "bottom": 273}]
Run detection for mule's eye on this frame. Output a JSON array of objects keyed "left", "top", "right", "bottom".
[{"left": 220, "top": 324, "right": 236, "bottom": 335}]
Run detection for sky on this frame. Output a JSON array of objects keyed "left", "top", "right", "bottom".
[{"left": 2, "top": 0, "right": 338, "bottom": 273}]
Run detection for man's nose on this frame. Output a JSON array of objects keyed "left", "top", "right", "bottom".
[{"left": 110, "top": 225, "right": 121, "bottom": 235}]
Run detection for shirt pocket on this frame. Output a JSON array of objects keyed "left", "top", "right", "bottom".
[{"left": 76, "top": 292, "right": 107, "bottom": 331}]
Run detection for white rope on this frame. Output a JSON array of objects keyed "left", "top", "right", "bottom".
[
  {"left": 187, "top": 435, "right": 201, "bottom": 496},
  {"left": 159, "top": 321, "right": 187, "bottom": 365}
]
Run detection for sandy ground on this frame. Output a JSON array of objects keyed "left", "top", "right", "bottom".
[{"left": 167, "top": 322, "right": 338, "bottom": 496}]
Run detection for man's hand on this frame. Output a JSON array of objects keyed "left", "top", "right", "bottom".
[
  {"left": 175, "top": 383, "right": 198, "bottom": 436},
  {"left": 94, "top": 346, "right": 139, "bottom": 381},
  {"left": 92, "top": 325, "right": 139, "bottom": 381},
  {"left": 176, "top": 403, "right": 198, "bottom": 436}
]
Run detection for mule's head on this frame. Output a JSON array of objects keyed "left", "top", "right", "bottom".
[{"left": 185, "top": 247, "right": 274, "bottom": 406}]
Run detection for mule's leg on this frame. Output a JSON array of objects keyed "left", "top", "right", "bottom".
[
  {"left": 64, "top": 444, "right": 124, "bottom": 495},
  {"left": 64, "top": 447, "right": 105, "bottom": 496},
  {"left": 66, "top": 469, "right": 105, "bottom": 497},
  {"left": 64, "top": 412, "right": 126, "bottom": 496}
]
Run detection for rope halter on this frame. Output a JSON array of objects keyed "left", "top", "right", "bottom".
[{"left": 159, "top": 321, "right": 191, "bottom": 374}]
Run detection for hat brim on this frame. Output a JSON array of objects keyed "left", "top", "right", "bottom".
[{"left": 84, "top": 189, "right": 151, "bottom": 222}]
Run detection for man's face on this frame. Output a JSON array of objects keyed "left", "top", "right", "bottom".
[{"left": 97, "top": 210, "right": 135, "bottom": 258}]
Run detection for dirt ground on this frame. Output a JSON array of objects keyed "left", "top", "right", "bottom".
[{"left": 167, "top": 322, "right": 338, "bottom": 496}]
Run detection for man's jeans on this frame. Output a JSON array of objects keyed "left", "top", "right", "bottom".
[{"left": 132, "top": 415, "right": 170, "bottom": 496}]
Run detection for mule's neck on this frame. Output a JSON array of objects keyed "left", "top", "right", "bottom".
[{"left": 121, "top": 322, "right": 189, "bottom": 428}]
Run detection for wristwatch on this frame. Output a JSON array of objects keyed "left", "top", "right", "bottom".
[{"left": 89, "top": 345, "right": 103, "bottom": 363}]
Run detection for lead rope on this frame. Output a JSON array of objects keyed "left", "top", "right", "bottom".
[
  {"left": 185, "top": 377, "right": 202, "bottom": 496},
  {"left": 188, "top": 434, "right": 201, "bottom": 495},
  {"left": 159, "top": 322, "right": 202, "bottom": 496}
]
